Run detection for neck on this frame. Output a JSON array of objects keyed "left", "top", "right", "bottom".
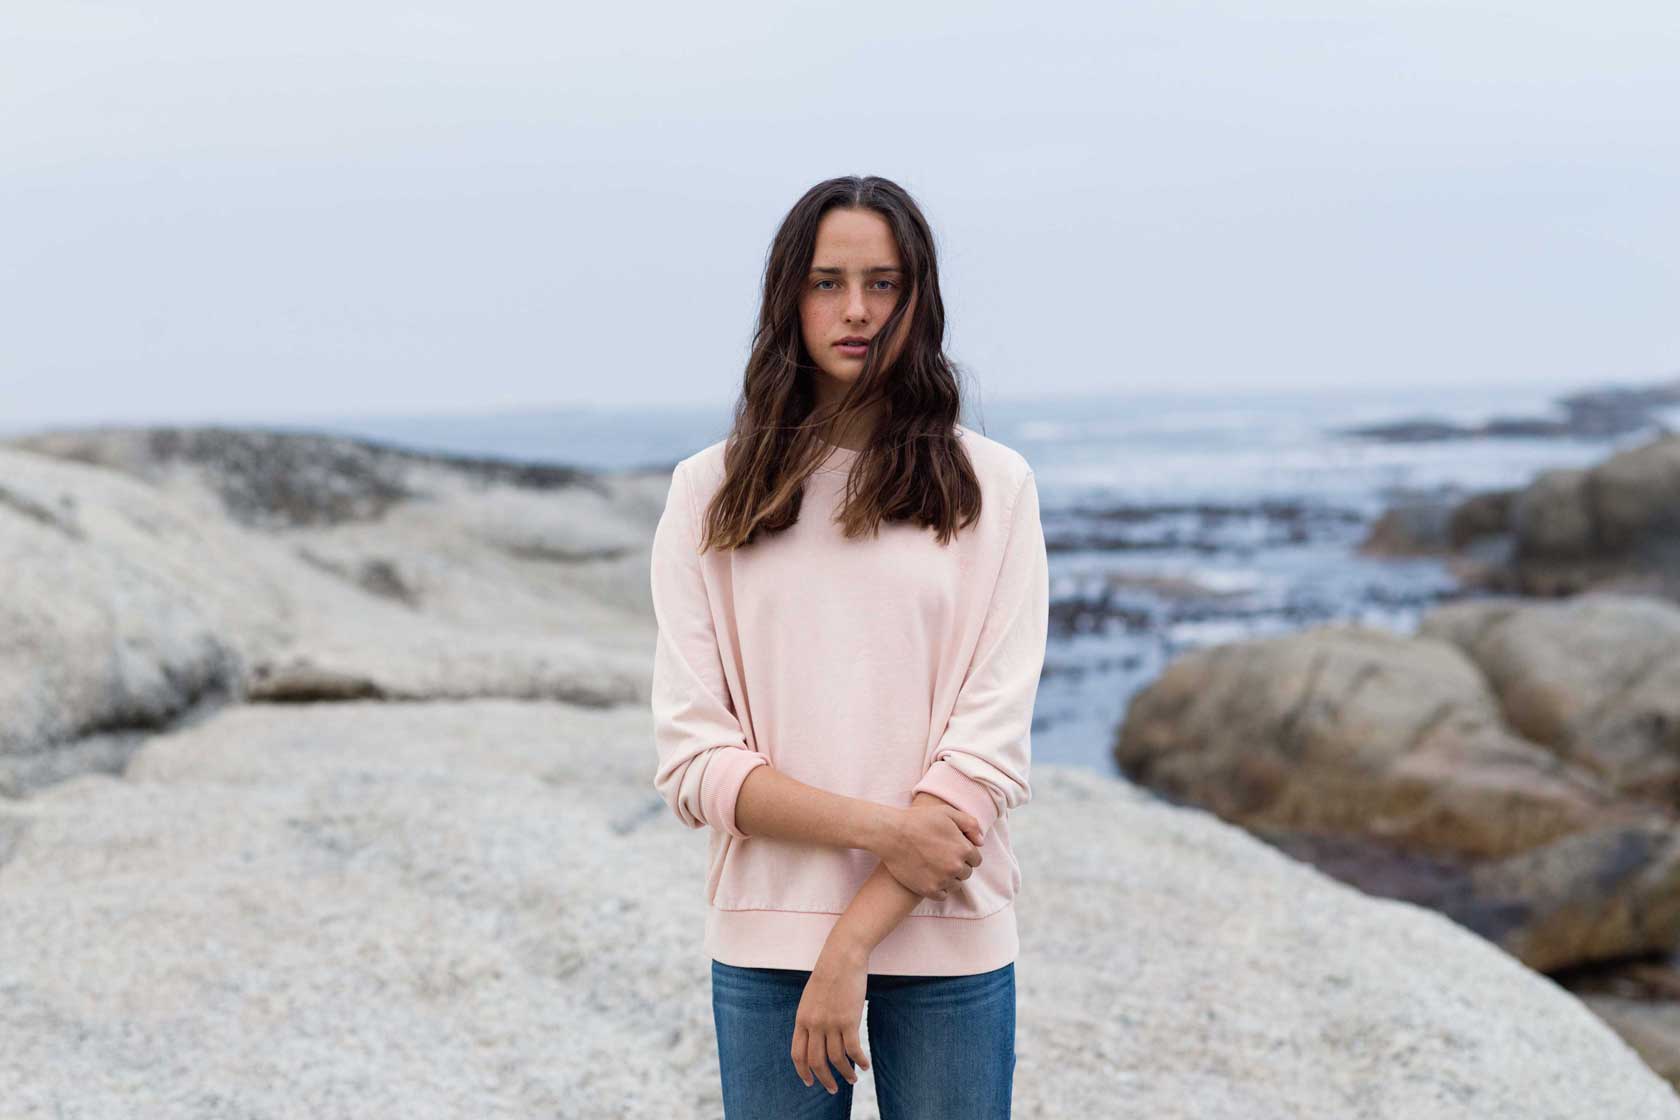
[{"left": 814, "top": 403, "right": 884, "bottom": 453}]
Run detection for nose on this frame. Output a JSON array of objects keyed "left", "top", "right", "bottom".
[{"left": 845, "top": 285, "right": 868, "bottom": 324}]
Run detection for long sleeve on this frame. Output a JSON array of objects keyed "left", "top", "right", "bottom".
[
  {"left": 649, "top": 459, "right": 769, "bottom": 839},
  {"left": 910, "top": 469, "right": 1048, "bottom": 840}
]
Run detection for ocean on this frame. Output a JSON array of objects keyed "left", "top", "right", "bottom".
[{"left": 206, "top": 382, "right": 1675, "bottom": 778}]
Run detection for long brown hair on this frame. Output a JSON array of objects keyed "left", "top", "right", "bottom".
[{"left": 698, "top": 175, "right": 983, "bottom": 553}]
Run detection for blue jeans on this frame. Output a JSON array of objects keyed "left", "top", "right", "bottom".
[{"left": 710, "top": 958, "right": 1016, "bottom": 1119}]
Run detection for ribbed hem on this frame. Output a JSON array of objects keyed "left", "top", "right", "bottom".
[{"left": 705, "top": 900, "right": 1017, "bottom": 977}]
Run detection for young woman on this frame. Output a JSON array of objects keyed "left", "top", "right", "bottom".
[{"left": 649, "top": 175, "right": 1049, "bottom": 1118}]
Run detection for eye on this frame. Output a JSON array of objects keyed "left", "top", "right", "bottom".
[{"left": 812, "top": 279, "right": 898, "bottom": 291}]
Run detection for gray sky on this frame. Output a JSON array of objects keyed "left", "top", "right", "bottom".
[{"left": 3, "top": 0, "right": 1677, "bottom": 430}]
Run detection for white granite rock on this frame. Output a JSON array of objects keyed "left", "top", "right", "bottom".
[
  {"left": 0, "top": 699, "right": 1673, "bottom": 1118},
  {"left": 0, "top": 443, "right": 658, "bottom": 792}
]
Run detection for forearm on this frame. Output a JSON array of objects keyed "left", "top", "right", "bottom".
[
  {"left": 819, "top": 792, "right": 949, "bottom": 968},
  {"left": 732, "top": 763, "right": 898, "bottom": 854}
]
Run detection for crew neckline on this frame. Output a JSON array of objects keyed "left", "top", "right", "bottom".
[
  {"left": 813, "top": 440, "right": 860, "bottom": 474},
  {"left": 810, "top": 423, "right": 967, "bottom": 473}
]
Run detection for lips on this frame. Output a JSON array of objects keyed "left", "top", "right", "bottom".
[{"left": 834, "top": 337, "right": 870, "bottom": 347}]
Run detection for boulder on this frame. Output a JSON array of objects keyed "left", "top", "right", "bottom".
[
  {"left": 1364, "top": 434, "right": 1680, "bottom": 601},
  {"left": 1419, "top": 595, "right": 1680, "bottom": 801},
  {"left": 2, "top": 702, "right": 1673, "bottom": 1117},
  {"left": 0, "top": 437, "right": 660, "bottom": 794},
  {"left": 1114, "top": 623, "right": 1618, "bottom": 861},
  {"left": 1114, "top": 600, "right": 1680, "bottom": 974}
]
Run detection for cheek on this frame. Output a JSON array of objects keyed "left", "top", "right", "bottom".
[{"left": 798, "top": 297, "right": 828, "bottom": 338}]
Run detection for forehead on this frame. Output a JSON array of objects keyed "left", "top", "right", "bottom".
[{"left": 810, "top": 207, "right": 901, "bottom": 269}]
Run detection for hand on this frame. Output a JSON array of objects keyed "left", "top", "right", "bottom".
[
  {"left": 875, "top": 797, "right": 983, "bottom": 900},
  {"left": 791, "top": 943, "right": 871, "bottom": 1094}
]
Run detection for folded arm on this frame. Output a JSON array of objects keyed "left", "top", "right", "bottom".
[
  {"left": 731, "top": 763, "right": 898, "bottom": 853},
  {"left": 819, "top": 791, "right": 956, "bottom": 968}
]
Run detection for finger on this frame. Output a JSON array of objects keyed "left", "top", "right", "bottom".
[
  {"left": 807, "top": 1035, "right": 838, "bottom": 1094},
  {"left": 844, "top": 1025, "right": 871, "bottom": 1072},
  {"left": 826, "top": 1029, "right": 856, "bottom": 1085},
  {"left": 791, "top": 1025, "right": 812, "bottom": 1087}
]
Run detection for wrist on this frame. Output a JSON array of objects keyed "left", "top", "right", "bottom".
[
  {"left": 818, "top": 927, "right": 871, "bottom": 970},
  {"left": 856, "top": 802, "right": 902, "bottom": 855}
]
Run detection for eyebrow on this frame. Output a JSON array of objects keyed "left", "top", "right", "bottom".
[{"left": 809, "top": 266, "right": 903, "bottom": 275}]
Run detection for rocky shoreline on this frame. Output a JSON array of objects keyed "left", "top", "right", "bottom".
[
  {"left": 1336, "top": 374, "right": 1680, "bottom": 442},
  {"left": 4, "top": 424, "right": 1678, "bottom": 1115},
  {"left": 1113, "top": 426, "right": 1680, "bottom": 1088},
  {"left": 1361, "top": 432, "right": 1680, "bottom": 601}
]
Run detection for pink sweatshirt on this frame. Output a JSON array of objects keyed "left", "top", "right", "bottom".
[{"left": 649, "top": 422, "right": 1048, "bottom": 976}]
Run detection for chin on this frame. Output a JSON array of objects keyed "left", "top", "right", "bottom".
[{"left": 815, "top": 364, "right": 861, "bottom": 386}]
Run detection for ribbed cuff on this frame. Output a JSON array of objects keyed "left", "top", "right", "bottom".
[
  {"left": 699, "top": 748, "right": 770, "bottom": 839},
  {"left": 910, "top": 759, "right": 1000, "bottom": 838}
]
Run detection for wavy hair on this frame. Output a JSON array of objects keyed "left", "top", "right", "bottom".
[{"left": 698, "top": 175, "right": 982, "bottom": 552}]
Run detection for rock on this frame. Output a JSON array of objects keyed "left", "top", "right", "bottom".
[
  {"left": 1, "top": 703, "right": 1674, "bottom": 1117},
  {"left": 1457, "top": 817, "right": 1680, "bottom": 972},
  {"left": 1368, "top": 434, "right": 1680, "bottom": 601},
  {"left": 0, "top": 435, "right": 662, "bottom": 792},
  {"left": 1361, "top": 497, "right": 1458, "bottom": 555},
  {"left": 1042, "top": 498, "right": 1365, "bottom": 554},
  {"left": 1589, "top": 435, "right": 1680, "bottom": 553},
  {"left": 1340, "top": 416, "right": 1489, "bottom": 441},
  {"left": 1113, "top": 623, "right": 1617, "bottom": 861},
  {"left": 1556, "top": 378, "right": 1680, "bottom": 437},
  {"left": 1114, "top": 599, "right": 1680, "bottom": 979},
  {"left": 1335, "top": 374, "right": 1680, "bottom": 443},
  {"left": 5, "top": 426, "right": 600, "bottom": 529},
  {"left": 1419, "top": 595, "right": 1680, "bottom": 800},
  {"left": 1579, "top": 995, "right": 1680, "bottom": 1088},
  {"left": 1513, "top": 467, "right": 1598, "bottom": 560},
  {"left": 1569, "top": 962, "right": 1680, "bottom": 1088},
  {"left": 1360, "top": 487, "right": 1520, "bottom": 559},
  {"left": 1448, "top": 488, "right": 1517, "bottom": 549},
  {"left": 5, "top": 423, "right": 1678, "bottom": 1112},
  {"left": 0, "top": 447, "right": 278, "bottom": 787}
]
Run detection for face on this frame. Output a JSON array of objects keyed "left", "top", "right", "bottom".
[{"left": 799, "top": 207, "right": 904, "bottom": 402}]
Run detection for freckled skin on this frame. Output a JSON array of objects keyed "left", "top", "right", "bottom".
[{"left": 800, "top": 208, "right": 903, "bottom": 427}]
